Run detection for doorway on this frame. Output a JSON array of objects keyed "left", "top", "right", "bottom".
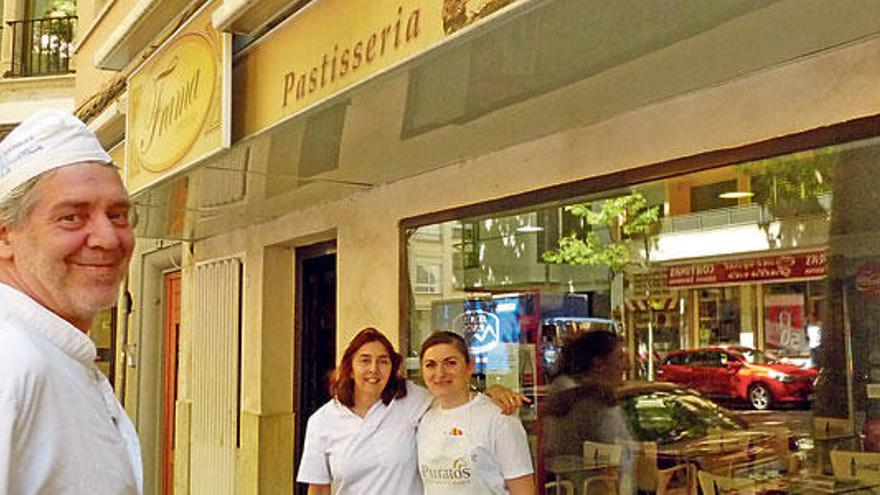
[{"left": 294, "top": 242, "right": 337, "bottom": 495}]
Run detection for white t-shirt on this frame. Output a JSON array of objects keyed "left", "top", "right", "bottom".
[
  {"left": 0, "top": 283, "right": 143, "bottom": 495},
  {"left": 296, "top": 381, "right": 432, "bottom": 495},
  {"left": 417, "top": 394, "right": 534, "bottom": 495}
]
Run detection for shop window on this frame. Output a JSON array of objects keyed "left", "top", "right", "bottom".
[
  {"left": 763, "top": 281, "right": 824, "bottom": 366},
  {"left": 402, "top": 134, "right": 880, "bottom": 489},
  {"left": 698, "top": 287, "right": 747, "bottom": 346},
  {"left": 414, "top": 264, "right": 441, "bottom": 294}
]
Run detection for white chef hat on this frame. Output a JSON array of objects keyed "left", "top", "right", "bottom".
[{"left": 0, "top": 109, "right": 111, "bottom": 200}]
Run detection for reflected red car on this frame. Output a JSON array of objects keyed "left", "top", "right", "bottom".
[{"left": 656, "top": 347, "right": 817, "bottom": 410}]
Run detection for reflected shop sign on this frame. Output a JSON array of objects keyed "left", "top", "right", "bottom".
[
  {"left": 856, "top": 263, "right": 880, "bottom": 298},
  {"left": 234, "top": 0, "right": 524, "bottom": 138},
  {"left": 454, "top": 309, "right": 501, "bottom": 354},
  {"left": 667, "top": 250, "right": 827, "bottom": 288}
]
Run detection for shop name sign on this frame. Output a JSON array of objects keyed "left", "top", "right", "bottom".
[
  {"left": 454, "top": 309, "right": 500, "bottom": 354},
  {"left": 281, "top": 6, "right": 422, "bottom": 108},
  {"left": 235, "top": 0, "right": 523, "bottom": 139},
  {"left": 856, "top": 263, "right": 880, "bottom": 298},
  {"left": 126, "top": 0, "right": 230, "bottom": 194},
  {"left": 134, "top": 36, "right": 214, "bottom": 166},
  {"left": 667, "top": 250, "right": 827, "bottom": 288}
]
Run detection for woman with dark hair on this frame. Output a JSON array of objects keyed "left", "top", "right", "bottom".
[
  {"left": 417, "top": 331, "right": 535, "bottom": 495},
  {"left": 297, "top": 328, "right": 424, "bottom": 495},
  {"left": 542, "top": 330, "right": 635, "bottom": 494},
  {"left": 328, "top": 327, "right": 408, "bottom": 413},
  {"left": 296, "top": 328, "right": 523, "bottom": 495}
]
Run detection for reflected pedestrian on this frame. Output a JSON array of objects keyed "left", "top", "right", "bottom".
[{"left": 543, "top": 330, "right": 635, "bottom": 494}]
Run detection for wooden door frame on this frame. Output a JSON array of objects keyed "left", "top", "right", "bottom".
[{"left": 162, "top": 270, "right": 182, "bottom": 495}]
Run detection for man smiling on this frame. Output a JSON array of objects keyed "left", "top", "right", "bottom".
[{"left": 0, "top": 110, "right": 142, "bottom": 494}]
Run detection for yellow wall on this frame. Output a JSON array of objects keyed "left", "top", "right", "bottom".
[{"left": 73, "top": 0, "right": 140, "bottom": 107}]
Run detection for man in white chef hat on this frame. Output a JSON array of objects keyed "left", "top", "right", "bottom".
[{"left": 0, "top": 109, "right": 142, "bottom": 494}]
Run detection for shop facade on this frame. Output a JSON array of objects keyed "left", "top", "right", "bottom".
[{"left": 69, "top": 0, "right": 880, "bottom": 493}]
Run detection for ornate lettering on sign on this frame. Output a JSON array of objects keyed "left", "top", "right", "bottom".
[
  {"left": 667, "top": 250, "right": 827, "bottom": 288},
  {"left": 280, "top": 6, "right": 422, "bottom": 108},
  {"left": 140, "top": 58, "right": 202, "bottom": 156},
  {"left": 856, "top": 264, "right": 880, "bottom": 298},
  {"left": 129, "top": 33, "right": 217, "bottom": 174}
]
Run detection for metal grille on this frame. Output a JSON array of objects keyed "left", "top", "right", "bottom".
[
  {"left": 191, "top": 258, "right": 242, "bottom": 494},
  {"left": 5, "top": 16, "right": 76, "bottom": 77}
]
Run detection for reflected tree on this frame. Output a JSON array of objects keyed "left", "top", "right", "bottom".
[
  {"left": 741, "top": 149, "right": 836, "bottom": 249},
  {"left": 542, "top": 192, "right": 660, "bottom": 375},
  {"left": 542, "top": 193, "right": 660, "bottom": 274}
]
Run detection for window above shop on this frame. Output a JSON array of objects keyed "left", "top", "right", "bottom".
[{"left": 414, "top": 263, "right": 441, "bottom": 294}]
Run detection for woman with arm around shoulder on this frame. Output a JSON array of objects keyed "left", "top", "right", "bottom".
[
  {"left": 417, "top": 331, "right": 535, "bottom": 495},
  {"left": 296, "top": 328, "right": 432, "bottom": 495}
]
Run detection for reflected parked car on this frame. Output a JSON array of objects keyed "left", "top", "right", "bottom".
[
  {"left": 540, "top": 382, "right": 797, "bottom": 494},
  {"left": 618, "top": 382, "right": 797, "bottom": 478},
  {"left": 656, "top": 347, "right": 817, "bottom": 410}
]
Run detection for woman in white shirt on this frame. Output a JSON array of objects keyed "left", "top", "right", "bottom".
[
  {"left": 417, "top": 331, "right": 535, "bottom": 495},
  {"left": 296, "top": 327, "right": 522, "bottom": 495}
]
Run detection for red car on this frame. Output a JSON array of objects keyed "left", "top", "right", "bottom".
[{"left": 656, "top": 347, "right": 817, "bottom": 410}]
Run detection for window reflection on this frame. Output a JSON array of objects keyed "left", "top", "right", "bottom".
[{"left": 404, "top": 136, "right": 880, "bottom": 491}]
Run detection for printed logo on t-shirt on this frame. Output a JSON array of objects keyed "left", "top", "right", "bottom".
[
  {"left": 449, "top": 427, "right": 464, "bottom": 436},
  {"left": 420, "top": 456, "right": 472, "bottom": 484}
]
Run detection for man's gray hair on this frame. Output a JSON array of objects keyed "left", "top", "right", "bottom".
[{"left": 0, "top": 174, "right": 42, "bottom": 228}]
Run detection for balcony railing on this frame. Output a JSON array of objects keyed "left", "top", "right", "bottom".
[{"left": 5, "top": 16, "right": 76, "bottom": 77}]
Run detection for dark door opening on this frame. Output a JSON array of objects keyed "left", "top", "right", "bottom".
[{"left": 294, "top": 243, "right": 337, "bottom": 495}]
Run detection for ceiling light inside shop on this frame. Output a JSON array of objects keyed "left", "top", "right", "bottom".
[
  {"left": 718, "top": 191, "right": 755, "bottom": 199},
  {"left": 515, "top": 225, "right": 544, "bottom": 233},
  {"left": 652, "top": 224, "right": 772, "bottom": 261}
]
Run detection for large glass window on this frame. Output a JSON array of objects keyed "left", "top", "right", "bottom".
[
  {"left": 698, "top": 287, "right": 746, "bottom": 346},
  {"left": 404, "top": 135, "right": 880, "bottom": 492}
]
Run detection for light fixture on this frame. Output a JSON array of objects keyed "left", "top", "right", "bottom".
[
  {"left": 718, "top": 191, "right": 755, "bottom": 199},
  {"left": 515, "top": 214, "right": 543, "bottom": 233}
]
